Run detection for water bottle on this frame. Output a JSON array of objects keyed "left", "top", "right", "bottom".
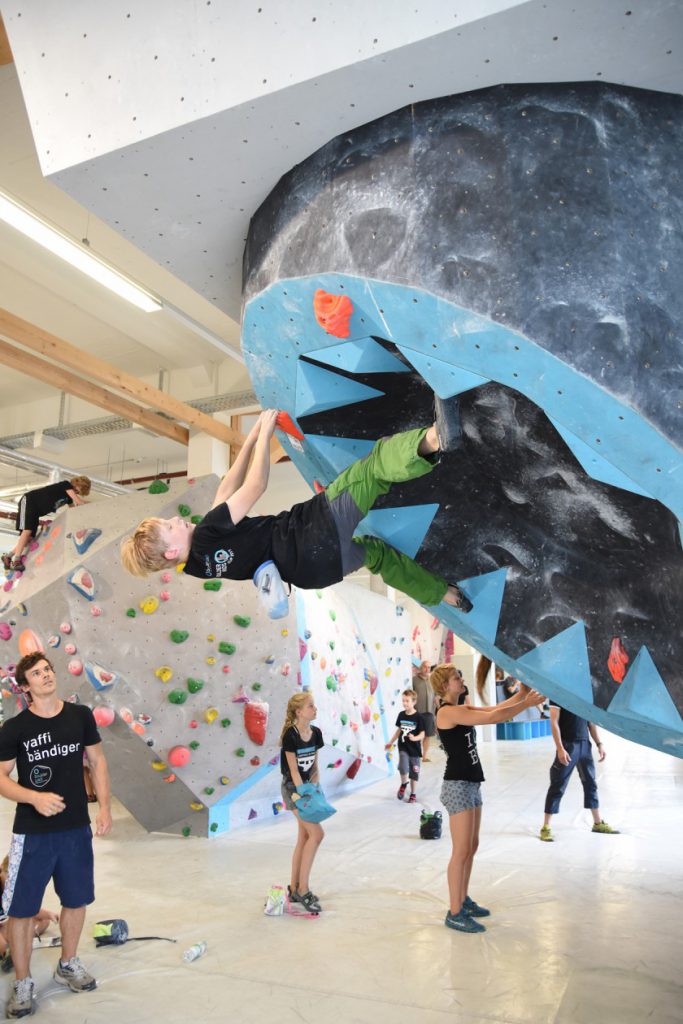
[{"left": 182, "top": 941, "right": 207, "bottom": 962}]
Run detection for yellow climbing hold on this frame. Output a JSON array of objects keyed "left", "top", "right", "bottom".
[
  {"left": 281, "top": 628, "right": 289, "bottom": 637},
  {"left": 152, "top": 760, "right": 167, "bottom": 771},
  {"left": 190, "top": 802, "right": 205, "bottom": 812},
  {"left": 207, "top": 633, "right": 215, "bottom": 642},
  {"left": 373, "top": 713, "right": 380, "bottom": 722},
  {"left": 140, "top": 595, "right": 159, "bottom": 615},
  {"left": 155, "top": 666, "right": 173, "bottom": 683},
  {"left": 176, "top": 562, "right": 186, "bottom": 573},
  {"left": 204, "top": 707, "right": 219, "bottom": 724},
  {"left": 206, "top": 656, "right": 216, "bottom": 665}
]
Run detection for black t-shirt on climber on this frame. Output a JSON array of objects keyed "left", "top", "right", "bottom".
[
  {"left": 0, "top": 703, "right": 101, "bottom": 834},
  {"left": 183, "top": 494, "right": 344, "bottom": 590},
  {"left": 280, "top": 725, "right": 324, "bottom": 783}
]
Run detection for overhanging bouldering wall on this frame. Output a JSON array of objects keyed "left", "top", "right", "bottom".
[
  {"left": 0, "top": 487, "right": 410, "bottom": 834},
  {"left": 241, "top": 82, "right": 683, "bottom": 757}
]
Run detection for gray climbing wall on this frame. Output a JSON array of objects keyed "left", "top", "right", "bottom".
[
  {"left": 242, "top": 82, "right": 683, "bottom": 757},
  {"left": 0, "top": 485, "right": 409, "bottom": 835}
]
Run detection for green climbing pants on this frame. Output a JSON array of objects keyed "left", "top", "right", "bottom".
[{"left": 325, "top": 427, "right": 449, "bottom": 605}]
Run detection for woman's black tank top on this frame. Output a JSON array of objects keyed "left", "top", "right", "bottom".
[{"left": 437, "top": 702, "right": 485, "bottom": 782}]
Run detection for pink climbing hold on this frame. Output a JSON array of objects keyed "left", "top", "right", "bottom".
[
  {"left": 298, "top": 639, "right": 307, "bottom": 660},
  {"left": 0, "top": 623, "right": 12, "bottom": 641},
  {"left": 161, "top": 572, "right": 172, "bottom": 583},
  {"left": 93, "top": 707, "right": 115, "bottom": 727},
  {"left": 360, "top": 705, "right": 371, "bottom": 724},
  {"left": 90, "top": 605, "right": 102, "bottom": 617},
  {"left": 60, "top": 622, "right": 72, "bottom": 634},
  {"left": 64, "top": 643, "right": 76, "bottom": 655},
  {"left": 68, "top": 659, "right": 83, "bottom": 676},
  {"left": 159, "top": 590, "right": 171, "bottom": 601},
  {"left": 189, "top": 720, "right": 198, "bottom": 729},
  {"left": 168, "top": 745, "right": 191, "bottom": 767},
  {"left": 231, "top": 685, "right": 249, "bottom": 703}
]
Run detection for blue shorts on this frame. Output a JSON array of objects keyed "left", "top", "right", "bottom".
[{"left": 1, "top": 825, "right": 94, "bottom": 920}]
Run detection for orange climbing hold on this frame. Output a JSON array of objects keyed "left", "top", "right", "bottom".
[
  {"left": 608, "top": 637, "right": 629, "bottom": 683},
  {"left": 313, "top": 289, "right": 354, "bottom": 338},
  {"left": 275, "top": 411, "right": 304, "bottom": 441}
]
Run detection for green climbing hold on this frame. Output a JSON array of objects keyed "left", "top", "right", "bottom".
[
  {"left": 329, "top": 610, "right": 336, "bottom": 621},
  {"left": 204, "top": 786, "right": 215, "bottom": 795},
  {"left": 191, "top": 515, "right": 202, "bottom": 525},
  {"left": 326, "top": 675, "right": 337, "bottom": 692},
  {"left": 187, "top": 678, "right": 204, "bottom": 694},
  {"left": 332, "top": 738, "right": 338, "bottom": 746},
  {"left": 210, "top": 822, "right": 218, "bottom": 832},
  {"left": 182, "top": 826, "right": 191, "bottom": 837},
  {"left": 170, "top": 630, "right": 189, "bottom": 644},
  {"left": 203, "top": 580, "right": 222, "bottom": 591},
  {"left": 329, "top": 640, "right": 335, "bottom": 650},
  {"left": 189, "top": 740, "right": 200, "bottom": 751},
  {"left": 148, "top": 479, "right": 169, "bottom": 494},
  {"left": 340, "top": 713, "right": 348, "bottom": 725},
  {"left": 126, "top": 608, "right": 136, "bottom": 618},
  {"left": 218, "top": 641, "right": 236, "bottom": 655},
  {"left": 220, "top": 718, "right": 231, "bottom": 728},
  {"left": 178, "top": 504, "right": 191, "bottom": 517},
  {"left": 346, "top": 745, "right": 351, "bottom": 752},
  {"left": 168, "top": 690, "right": 188, "bottom": 705},
  {"left": 233, "top": 615, "right": 251, "bottom": 628},
  {"left": 251, "top": 682, "right": 262, "bottom": 692},
  {"left": 235, "top": 747, "right": 245, "bottom": 757}
]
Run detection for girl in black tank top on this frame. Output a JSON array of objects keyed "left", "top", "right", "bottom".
[{"left": 431, "top": 663, "right": 545, "bottom": 934}]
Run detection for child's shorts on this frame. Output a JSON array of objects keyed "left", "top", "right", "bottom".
[
  {"left": 440, "top": 780, "right": 482, "bottom": 815},
  {"left": 281, "top": 778, "right": 298, "bottom": 812},
  {"left": 398, "top": 751, "right": 421, "bottom": 781},
  {"left": 2, "top": 826, "right": 94, "bottom": 919}
]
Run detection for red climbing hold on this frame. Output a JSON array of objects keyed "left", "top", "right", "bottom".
[
  {"left": 346, "top": 757, "right": 362, "bottom": 780},
  {"left": 244, "top": 700, "right": 269, "bottom": 745},
  {"left": 313, "top": 289, "right": 354, "bottom": 338},
  {"left": 275, "top": 411, "right": 304, "bottom": 441},
  {"left": 608, "top": 637, "right": 629, "bottom": 683},
  {"left": 313, "top": 480, "right": 326, "bottom": 494}
]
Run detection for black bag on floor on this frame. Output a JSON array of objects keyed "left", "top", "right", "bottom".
[{"left": 419, "top": 810, "right": 442, "bottom": 840}]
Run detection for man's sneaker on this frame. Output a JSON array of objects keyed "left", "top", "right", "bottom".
[
  {"left": 1, "top": 553, "right": 12, "bottom": 572},
  {"left": 6, "top": 977, "right": 36, "bottom": 1018},
  {"left": 397, "top": 782, "right": 408, "bottom": 800},
  {"left": 539, "top": 825, "right": 553, "bottom": 842},
  {"left": 408, "top": 792, "right": 417, "bottom": 804},
  {"left": 462, "top": 895, "right": 490, "bottom": 917},
  {"left": 434, "top": 395, "right": 462, "bottom": 452},
  {"left": 297, "top": 891, "right": 321, "bottom": 914},
  {"left": 445, "top": 910, "right": 486, "bottom": 933},
  {"left": 592, "top": 821, "right": 620, "bottom": 834},
  {"left": 10, "top": 559, "right": 25, "bottom": 573},
  {"left": 444, "top": 584, "right": 473, "bottom": 613},
  {"left": 54, "top": 956, "right": 97, "bottom": 992}
]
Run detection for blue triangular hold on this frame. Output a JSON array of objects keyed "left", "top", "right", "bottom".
[
  {"left": 549, "top": 418, "right": 651, "bottom": 499},
  {"left": 295, "top": 360, "right": 385, "bottom": 417},
  {"left": 395, "top": 346, "right": 489, "bottom": 398},
  {"left": 304, "top": 434, "right": 376, "bottom": 477},
  {"left": 607, "top": 647, "right": 682, "bottom": 729},
  {"left": 517, "top": 622, "right": 593, "bottom": 703},
  {"left": 356, "top": 504, "right": 439, "bottom": 560},
  {"left": 430, "top": 568, "right": 507, "bottom": 643},
  {"left": 307, "top": 338, "right": 410, "bottom": 375}
]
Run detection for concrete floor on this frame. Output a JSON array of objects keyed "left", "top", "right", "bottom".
[{"left": 2, "top": 732, "right": 682, "bottom": 1024}]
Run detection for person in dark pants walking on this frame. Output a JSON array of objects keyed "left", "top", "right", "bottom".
[{"left": 540, "top": 701, "right": 619, "bottom": 841}]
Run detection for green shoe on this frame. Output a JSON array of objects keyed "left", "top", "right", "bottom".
[
  {"left": 592, "top": 820, "right": 620, "bottom": 834},
  {"left": 539, "top": 825, "right": 553, "bottom": 842}
]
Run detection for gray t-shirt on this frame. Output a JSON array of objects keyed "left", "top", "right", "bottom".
[{"left": 412, "top": 673, "right": 434, "bottom": 716}]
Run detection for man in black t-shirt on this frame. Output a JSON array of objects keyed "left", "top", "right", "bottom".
[
  {"left": 385, "top": 690, "right": 426, "bottom": 803},
  {"left": 0, "top": 653, "right": 111, "bottom": 1019},
  {"left": 2, "top": 476, "right": 91, "bottom": 574},
  {"left": 121, "top": 410, "right": 473, "bottom": 612},
  {"left": 539, "top": 701, "right": 619, "bottom": 842}
]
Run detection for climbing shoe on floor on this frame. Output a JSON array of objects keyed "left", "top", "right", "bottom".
[
  {"left": 445, "top": 910, "right": 486, "bottom": 933},
  {"left": 592, "top": 821, "right": 620, "bottom": 834}
]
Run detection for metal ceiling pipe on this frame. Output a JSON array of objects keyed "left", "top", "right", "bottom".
[{"left": 0, "top": 445, "right": 131, "bottom": 497}]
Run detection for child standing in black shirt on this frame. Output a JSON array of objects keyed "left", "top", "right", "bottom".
[
  {"left": 279, "top": 693, "right": 325, "bottom": 914},
  {"left": 385, "top": 689, "right": 425, "bottom": 803}
]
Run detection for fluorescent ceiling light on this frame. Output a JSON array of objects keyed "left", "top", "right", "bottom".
[{"left": 0, "top": 190, "right": 162, "bottom": 313}]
